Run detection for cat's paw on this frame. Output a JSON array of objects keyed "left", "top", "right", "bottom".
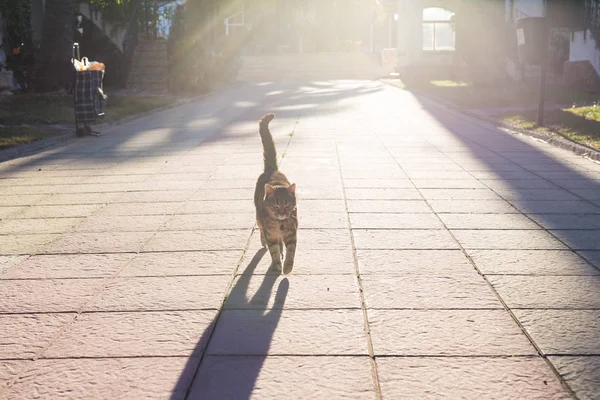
[
  {"left": 272, "top": 261, "right": 283, "bottom": 273},
  {"left": 283, "top": 260, "right": 294, "bottom": 275}
]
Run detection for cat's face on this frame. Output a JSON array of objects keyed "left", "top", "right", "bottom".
[{"left": 264, "top": 183, "right": 296, "bottom": 220}]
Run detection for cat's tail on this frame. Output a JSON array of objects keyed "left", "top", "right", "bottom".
[{"left": 259, "top": 113, "right": 278, "bottom": 172}]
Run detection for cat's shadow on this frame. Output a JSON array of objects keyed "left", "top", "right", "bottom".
[{"left": 171, "top": 247, "right": 289, "bottom": 399}]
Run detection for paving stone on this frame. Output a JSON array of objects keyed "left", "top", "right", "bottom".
[
  {"left": 14, "top": 204, "right": 104, "bottom": 219},
  {"left": 452, "top": 230, "right": 567, "bottom": 250},
  {"left": 113, "top": 190, "right": 193, "bottom": 203},
  {"left": 190, "top": 356, "right": 376, "bottom": 399},
  {"left": 377, "top": 357, "right": 570, "bottom": 400},
  {"left": 548, "top": 356, "right": 600, "bottom": 400},
  {"left": 82, "top": 174, "right": 151, "bottom": 184},
  {"left": 120, "top": 251, "right": 241, "bottom": 277},
  {"left": 353, "top": 229, "right": 458, "bottom": 250},
  {"left": 177, "top": 200, "right": 254, "bottom": 214},
  {"left": 514, "top": 310, "right": 600, "bottom": 355},
  {"left": 226, "top": 274, "right": 360, "bottom": 310},
  {"left": 0, "top": 195, "right": 47, "bottom": 206},
  {"left": 529, "top": 214, "right": 600, "bottom": 230},
  {"left": 298, "top": 200, "right": 347, "bottom": 213},
  {"left": 0, "top": 360, "right": 29, "bottom": 390},
  {"left": 512, "top": 200, "right": 600, "bottom": 214},
  {"left": 164, "top": 213, "right": 256, "bottom": 230},
  {"left": 3, "top": 357, "right": 196, "bottom": 400},
  {"left": 469, "top": 250, "right": 599, "bottom": 275},
  {"left": 44, "top": 310, "right": 217, "bottom": 358},
  {"left": 94, "top": 202, "right": 183, "bottom": 216},
  {"left": 0, "top": 234, "right": 61, "bottom": 255},
  {"left": 419, "top": 188, "right": 501, "bottom": 200},
  {"left": 249, "top": 229, "right": 353, "bottom": 251},
  {"left": 2, "top": 254, "right": 132, "bottom": 279},
  {"left": 494, "top": 188, "right": 580, "bottom": 201},
  {"left": 489, "top": 275, "right": 600, "bottom": 309},
  {"left": 356, "top": 249, "right": 474, "bottom": 275},
  {"left": 0, "top": 218, "right": 83, "bottom": 235},
  {"left": 362, "top": 275, "right": 500, "bottom": 309},
  {"left": 73, "top": 215, "right": 170, "bottom": 232},
  {"left": 0, "top": 314, "right": 74, "bottom": 359},
  {"left": 344, "top": 188, "right": 421, "bottom": 200},
  {"left": 550, "top": 230, "right": 600, "bottom": 250},
  {"left": 190, "top": 188, "right": 255, "bottom": 201},
  {"left": 428, "top": 199, "right": 518, "bottom": 213},
  {"left": 0, "top": 206, "right": 25, "bottom": 219},
  {"left": 0, "top": 278, "right": 106, "bottom": 313},
  {"left": 0, "top": 256, "right": 27, "bottom": 276},
  {"left": 86, "top": 275, "right": 231, "bottom": 312},
  {"left": 347, "top": 200, "right": 431, "bottom": 213},
  {"left": 145, "top": 230, "right": 250, "bottom": 251},
  {"left": 577, "top": 251, "right": 600, "bottom": 270},
  {"left": 481, "top": 180, "right": 561, "bottom": 190},
  {"left": 411, "top": 179, "right": 487, "bottom": 189},
  {"left": 405, "top": 170, "right": 475, "bottom": 179},
  {"left": 42, "top": 232, "right": 154, "bottom": 254},
  {"left": 438, "top": 214, "right": 539, "bottom": 229},
  {"left": 299, "top": 212, "right": 349, "bottom": 229},
  {"left": 349, "top": 213, "right": 443, "bottom": 229},
  {"left": 239, "top": 248, "right": 355, "bottom": 275},
  {"left": 342, "top": 179, "right": 414, "bottom": 188},
  {"left": 570, "top": 188, "right": 600, "bottom": 200},
  {"left": 208, "top": 309, "right": 368, "bottom": 356},
  {"left": 469, "top": 170, "right": 540, "bottom": 180},
  {"left": 368, "top": 309, "right": 536, "bottom": 356},
  {"left": 38, "top": 192, "right": 120, "bottom": 205},
  {"left": 202, "top": 179, "right": 254, "bottom": 189},
  {"left": 297, "top": 185, "right": 345, "bottom": 199}
]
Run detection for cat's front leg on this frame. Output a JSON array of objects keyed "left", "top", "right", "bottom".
[
  {"left": 260, "top": 229, "right": 267, "bottom": 248},
  {"left": 267, "top": 241, "right": 283, "bottom": 272},
  {"left": 283, "top": 236, "right": 296, "bottom": 275}
]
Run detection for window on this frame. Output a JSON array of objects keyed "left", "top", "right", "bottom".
[{"left": 422, "top": 7, "right": 455, "bottom": 51}]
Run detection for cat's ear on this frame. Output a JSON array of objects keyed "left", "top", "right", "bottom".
[
  {"left": 288, "top": 183, "right": 296, "bottom": 196},
  {"left": 264, "top": 184, "right": 275, "bottom": 198}
]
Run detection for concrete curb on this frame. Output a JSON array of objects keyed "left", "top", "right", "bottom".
[
  {"left": 382, "top": 80, "right": 600, "bottom": 163},
  {"left": 0, "top": 92, "right": 210, "bottom": 164}
]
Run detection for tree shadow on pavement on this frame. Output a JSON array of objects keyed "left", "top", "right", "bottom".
[
  {"left": 171, "top": 247, "right": 289, "bottom": 400},
  {"left": 0, "top": 81, "right": 382, "bottom": 177}
]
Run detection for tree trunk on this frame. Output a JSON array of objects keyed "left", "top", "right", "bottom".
[{"left": 34, "top": 0, "right": 78, "bottom": 91}]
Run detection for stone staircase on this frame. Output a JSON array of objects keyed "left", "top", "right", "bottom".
[
  {"left": 236, "top": 53, "right": 388, "bottom": 82},
  {"left": 127, "top": 39, "right": 169, "bottom": 92}
]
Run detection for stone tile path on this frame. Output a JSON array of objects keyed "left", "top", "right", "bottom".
[{"left": 1, "top": 81, "right": 599, "bottom": 399}]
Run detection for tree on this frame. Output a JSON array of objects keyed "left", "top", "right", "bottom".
[
  {"left": 34, "top": 0, "right": 79, "bottom": 91},
  {"left": 0, "top": 0, "right": 35, "bottom": 90}
]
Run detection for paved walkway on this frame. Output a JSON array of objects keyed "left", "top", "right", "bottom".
[{"left": 1, "top": 81, "right": 599, "bottom": 399}]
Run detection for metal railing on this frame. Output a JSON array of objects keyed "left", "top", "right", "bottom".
[{"left": 224, "top": 9, "right": 244, "bottom": 36}]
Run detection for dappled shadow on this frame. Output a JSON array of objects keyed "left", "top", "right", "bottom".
[
  {"left": 171, "top": 247, "right": 289, "bottom": 400},
  {"left": 0, "top": 80, "right": 382, "bottom": 177}
]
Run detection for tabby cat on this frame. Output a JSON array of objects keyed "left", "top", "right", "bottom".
[{"left": 254, "top": 113, "right": 298, "bottom": 274}]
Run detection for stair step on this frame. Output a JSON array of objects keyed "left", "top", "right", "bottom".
[
  {"left": 128, "top": 75, "right": 168, "bottom": 84},
  {"left": 236, "top": 53, "right": 386, "bottom": 82},
  {"left": 129, "top": 66, "right": 168, "bottom": 75},
  {"left": 134, "top": 51, "right": 167, "bottom": 59}
]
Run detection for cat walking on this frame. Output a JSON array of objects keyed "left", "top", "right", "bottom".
[{"left": 254, "top": 113, "right": 298, "bottom": 275}]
